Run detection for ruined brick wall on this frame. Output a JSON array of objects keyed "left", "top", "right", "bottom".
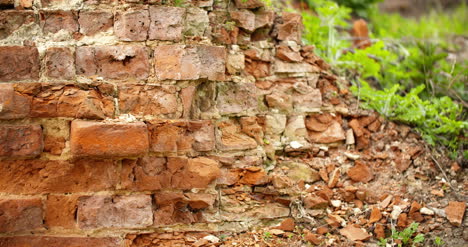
[{"left": 0, "top": 0, "right": 389, "bottom": 246}]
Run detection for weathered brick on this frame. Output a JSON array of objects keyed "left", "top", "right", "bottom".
[
  {"left": 233, "top": 0, "right": 264, "bottom": 9},
  {"left": 40, "top": 11, "right": 79, "bottom": 34},
  {"left": 76, "top": 46, "right": 150, "bottom": 80},
  {"left": 180, "top": 85, "right": 196, "bottom": 118},
  {"left": 209, "top": 11, "right": 239, "bottom": 45},
  {"left": 185, "top": 7, "right": 209, "bottom": 37},
  {"left": 231, "top": 10, "right": 256, "bottom": 32},
  {"left": 121, "top": 156, "right": 220, "bottom": 190},
  {"left": 153, "top": 192, "right": 215, "bottom": 225},
  {"left": 217, "top": 82, "right": 258, "bottom": 115},
  {"left": 277, "top": 12, "right": 303, "bottom": 44},
  {"left": 114, "top": 9, "right": 149, "bottom": 41},
  {"left": 147, "top": 120, "right": 215, "bottom": 153},
  {"left": 149, "top": 6, "right": 185, "bottom": 41},
  {"left": 0, "top": 237, "right": 121, "bottom": 247},
  {"left": 307, "top": 114, "right": 346, "bottom": 143},
  {"left": 0, "top": 46, "right": 39, "bottom": 81},
  {"left": 0, "top": 10, "right": 35, "bottom": 39},
  {"left": 153, "top": 45, "right": 225, "bottom": 81},
  {"left": 70, "top": 120, "right": 149, "bottom": 158},
  {"left": 78, "top": 10, "right": 113, "bottom": 35},
  {"left": 0, "top": 84, "right": 31, "bottom": 119},
  {"left": 45, "top": 194, "right": 79, "bottom": 229},
  {"left": 14, "top": 83, "right": 114, "bottom": 119},
  {"left": 0, "top": 125, "right": 43, "bottom": 158},
  {"left": 0, "top": 198, "right": 43, "bottom": 233},
  {"left": 0, "top": 159, "right": 119, "bottom": 194},
  {"left": 44, "top": 47, "right": 75, "bottom": 80},
  {"left": 77, "top": 195, "right": 153, "bottom": 229},
  {"left": 216, "top": 119, "right": 258, "bottom": 151},
  {"left": 83, "top": 0, "right": 117, "bottom": 4},
  {"left": 118, "top": 84, "right": 178, "bottom": 117}
]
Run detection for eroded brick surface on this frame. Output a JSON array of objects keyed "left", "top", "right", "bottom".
[
  {"left": 149, "top": 6, "right": 185, "bottom": 41},
  {"left": 118, "top": 84, "right": 178, "bottom": 116},
  {"left": 78, "top": 10, "right": 113, "bottom": 35},
  {"left": 45, "top": 195, "right": 79, "bottom": 229},
  {"left": 114, "top": 9, "right": 150, "bottom": 41},
  {"left": 0, "top": 11, "right": 35, "bottom": 39},
  {"left": 14, "top": 83, "right": 115, "bottom": 119},
  {"left": 76, "top": 46, "right": 150, "bottom": 80},
  {"left": 0, "top": 125, "right": 43, "bottom": 158},
  {"left": 40, "top": 11, "right": 79, "bottom": 34},
  {"left": 77, "top": 195, "right": 153, "bottom": 229},
  {"left": 0, "top": 46, "right": 39, "bottom": 81},
  {"left": 70, "top": 120, "right": 149, "bottom": 158},
  {"left": 121, "top": 156, "right": 220, "bottom": 191},
  {"left": 0, "top": 237, "right": 121, "bottom": 247},
  {"left": 44, "top": 47, "right": 75, "bottom": 80},
  {"left": 147, "top": 120, "right": 215, "bottom": 153},
  {"left": 0, "top": 159, "right": 119, "bottom": 193},
  {"left": 0, "top": 198, "right": 43, "bottom": 233},
  {"left": 153, "top": 45, "right": 225, "bottom": 81},
  {"left": 0, "top": 84, "right": 31, "bottom": 119}
]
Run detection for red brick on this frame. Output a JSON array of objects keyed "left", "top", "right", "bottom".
[
  {"left": 44, "top": 47, "right": 75, "bottom": 80},
  {"left": 15, "top": 83, "right": 114, "bottom": 119},
  {"left": 153, "top": 45, "right": 225, "bottom": 81},
  {"left": 118, "top": 84, "right": 178, "bottom": 117},
  {"left": 277, "top": 12, "right": 303, "bottom": 44},
  {"left": 147, "top": 120, "right": 215, "bottom": 153},
  {"left": 40, "top": 11, "right": 79, "bottom": 34},
  {"left": 0, "top": 46, "right": 39, "bottom": 81},
  {"left": 0, "top": 236, "right": 121, "bottom": 247},
  {"left": 78, "top": 10, "right": 113, "bottom": 35},
  {"left": 445, "top": 201, "right": 466, "bottom": 226},
  {"left": 0, "top": 83, "right": 31, "bottom": 119},
  {"left": 217, "top": 82, "right": 258, "bottom": 115},
  {"left": 149, "top": 6, "right": 185, "bottom": 41},
  {"left": 0, "top": 10, "right": 35, "bottom": 39},
  {"left": 255, "top": 10, "right": 275, "bottom": 29},
  {"left": 114, "top": 9, "right": 149, "bottom": 41},
  {"left": 209, "top": 11, "right": 239, "bottom": 45},
  {"left": 0, "top": 159, "right": 119, "bottom": 194},
  {"left": 216, "top": 119, "right": 257, "bottom": 151},
  {"left": 0, "top": 198, "right": 43, "bottom": 233},
  {"left": 347, "top": 160, "right": 374, "bottom": 183},
  {"left": 180, "top": 85, "right": 196, "bottom": 118},
  {"left": 83, "top": 0, "right": 117, "bottom": 4},
  {"left": 0, "top": 125, "right": 43, "bottom": 158},
  {"left": 121, "top": 156, "right": 220, "bottom": 191},
  {"left": 307, "top": 114, "right": 345, "bottom": 144},
  {"left": 45, "top": 194, "right": 79, "bottom": 229},
  {"left": 231, "top": 10, "right": 256, "bottom": 32},
  {"left": 77, "top": 195, "right": 153, "bottom": 229},
  {"left": 153, "top": 192, "right": 215, "bottom": 226},
  {"left": 70, "top": 120, "right": 149, "bottom": 158},
  {"left": 233, "top": 0, "right": 264, "bottom": 9},
  {"left": 76, "top": 46, "right": 150, "bottom": 80}
]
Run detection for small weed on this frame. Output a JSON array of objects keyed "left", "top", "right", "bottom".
[
  {"left": 263, "top": 231, "right": 272, "bottom": 240},
  {"left": 377, "top": 223, "right": 425, "bottom": 247},
  {"left": 434, "top": 236, "right": 445, "bottom": 246},
  {"left": 219, "top": 234, "right": 227, "bottom": 242},
  {"left": 173, "top": 0, "right": 184, "bottom": 7}
]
